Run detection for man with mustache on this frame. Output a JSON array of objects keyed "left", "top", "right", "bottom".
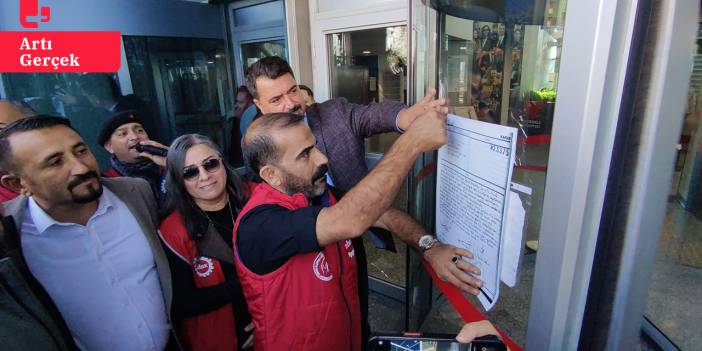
[
  {"left": 0, "top": 116, "right": 178, "bottom": 351},
  {"left": 246, "top": 57, "right": 483, "bottom": 344},
  {"left": 235, "top": 111, "right": 447, "bottom": 350},
  {"left": 99, "top": 110, "right": 169, "bottom": 203}
]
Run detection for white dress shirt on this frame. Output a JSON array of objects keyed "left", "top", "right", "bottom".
[{"left": 21, "top": 187, "right": 170, "bottom": 351}]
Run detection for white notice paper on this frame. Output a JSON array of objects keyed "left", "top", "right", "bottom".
[
  {"left": 436, "top": 115, "right": 518, "bottom": 311},
  {"left": 501, "top": 189, "right": 527, "bottom": 288}
]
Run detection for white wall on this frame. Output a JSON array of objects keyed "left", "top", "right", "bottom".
[
  {"left": 309, "top": 0, "right": 407, "bottom": 100},
  {"left": 0, "top": 0, "right": 223, "bottom": 38},
  {"left": 286, "top": 0, "right": 314, "bottom": 87}
]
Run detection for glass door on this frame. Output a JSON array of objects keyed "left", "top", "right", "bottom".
[
  {"left": 407, "top": 0, "right": 567, "bottom": 345},
  {"left": 240, "top": 39, "right": 288, "bottom": 70},
  {"left": 228, "top": 0, "right": 288, "bottom": 86},
  {"left": 642, "top": 19, "right": 702, "bottom": 351},
  {"left": 409, "top": 0, "right": 701, "bottom": 349},
  {"left": 326, "top": 25, "right": 410, "bottom": 330}
]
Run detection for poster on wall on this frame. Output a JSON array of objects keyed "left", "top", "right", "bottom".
[{"left": 469, "top": 22, "right": 524, "bottom": 124}]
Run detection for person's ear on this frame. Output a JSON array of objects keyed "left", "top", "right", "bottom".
[
  {"left": 253, "top": 98, "right": 263, "bottom": 111},
  {"left": 259, "top": 165, "right": 282, "bottom": 187},
  {"left": 103, "top": 141, "right": 114, "bottom": 154},
  {"left": 1, "top": 174, "right": 27, "bottom": 195}
]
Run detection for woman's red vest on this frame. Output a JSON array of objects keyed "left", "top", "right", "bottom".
[
  {"left": 233, "top": 183, "right": 361, "bottom": 351},
  {"left": 159, "top": 212, "right": 238, "bottom": 351}
]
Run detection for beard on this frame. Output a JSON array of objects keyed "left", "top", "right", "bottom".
[
  {"left": 67, "top": 171, "right": 103, "bottom": 204},
  {"left": 282, "top": 164, "right": 328, "bottom": 199}
]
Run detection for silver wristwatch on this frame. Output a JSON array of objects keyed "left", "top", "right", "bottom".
[{"left": 418, "top": 234, "right": 438, "bottom": 252}]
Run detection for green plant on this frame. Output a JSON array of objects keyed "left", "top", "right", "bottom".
[{"left": 532, "top": 88, "right": 557, "bottom": 101}]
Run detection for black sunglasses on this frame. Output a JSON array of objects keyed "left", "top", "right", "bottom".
[{"left": 182, "top": 158, "right": 222, "bottom": 180}]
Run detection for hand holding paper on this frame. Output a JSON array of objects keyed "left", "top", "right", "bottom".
[{"left": 424, "top": 241, "right": 483, "bottom": 296}]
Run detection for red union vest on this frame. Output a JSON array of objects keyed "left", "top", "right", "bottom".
[
  {"left": 233, "top": 182, "right": 361, "bottom": 351},
  {"left": 159, "top": 211, "right": 238, "bottom": 351},
  {"left": 101, "top": 167, "right": 121, "bottom": 178}
]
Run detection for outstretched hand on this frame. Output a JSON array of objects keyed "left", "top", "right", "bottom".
[
  {"left": 397, "top": 88, "right": 448, "bottom": 131},
  {"left": 403, "top": 110, "right": 447, "bottom": 153}
]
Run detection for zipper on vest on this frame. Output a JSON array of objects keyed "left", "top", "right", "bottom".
[{"left": 336, "top": 243, "right": 353, "bottom": 351}]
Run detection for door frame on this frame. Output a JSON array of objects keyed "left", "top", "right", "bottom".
[
  {"left": 309, "top": 0, "right": 407, "bottom": 101},
  {"left": 228, "top": 0, "right": 289, "bottom": 86}
]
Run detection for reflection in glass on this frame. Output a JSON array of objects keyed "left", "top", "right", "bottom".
[
  {"left": 409, "top": 0, "right": 568, "bottom": 344},
  {"left": 240, "top": 40, "right": 287, "bottom": 71},
  {"left": 1, "top": 73, "right": 120, "bottom": 168},
  {"left": 124, "top": 36, "right": 232, "bottom": 160},
  {"left": 326, "top": 26, "right": 409, "bottom": 288}
]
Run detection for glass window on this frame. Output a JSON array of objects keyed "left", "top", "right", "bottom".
[
  {"left": 327, "top": 26, "right": 408, "bottom": 155},
  {"left": 240, "top": 40, "right": 288, "bottom": 71},
  {"left": 1, "top": 73, "right": 120, "bottom": 169},
  {"left": 233, "top": 1, "right": 285, "bottom": 27},
  {"left": 408, "top": 0, "right": 568, "bottom": 345},
  {"left": 644, "top": 21, "right": 702, "bottom": 350},
  {"left": 326, "top": 26, "right": 409, "bottom": 329},
  {"left": 123, "top": 36, "right": 235, "bottom": 164}
]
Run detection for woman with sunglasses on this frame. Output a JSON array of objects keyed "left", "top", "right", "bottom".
[{"left": 158, "top": 134, "right": 253, "bottom": 351}]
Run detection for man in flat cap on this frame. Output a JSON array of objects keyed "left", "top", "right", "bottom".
[{"left": 98, "top": 110, "right": 169, "bottom": 202}]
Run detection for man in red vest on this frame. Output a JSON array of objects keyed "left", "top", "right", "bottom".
[
  {"left": 0, "top": 100, "right": 35, "bottom": 202},
  {"left": 234, "top": 111, "right": 447, "bottom": 351}
]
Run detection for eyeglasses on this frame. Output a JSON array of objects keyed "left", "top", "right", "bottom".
[{"left": 182, "top": 158, "right": 222, "bottom": 181}]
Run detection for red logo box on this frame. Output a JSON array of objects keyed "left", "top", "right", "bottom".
[{"left": 0, "top": 31, "right": 121, "bottom": 73}]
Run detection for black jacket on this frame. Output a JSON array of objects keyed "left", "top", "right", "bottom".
[{"left": 0, "top": 215, "right": 77, "bottom": 351}]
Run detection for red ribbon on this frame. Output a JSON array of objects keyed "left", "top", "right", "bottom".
[{"left": 422, "top": 260, "right": 523, "bottom": 351}]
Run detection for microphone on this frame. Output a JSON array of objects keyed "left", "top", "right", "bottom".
[{"left": 135, "top": 143, "right": 168, "bottom": 157}]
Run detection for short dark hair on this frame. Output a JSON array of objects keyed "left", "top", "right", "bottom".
[
  {"left": 0, "top": 115, "right": 74, "bottom": 174},
  {"left": 298, "top": 85, "right": 314, "bottom": 98},
  {"left": 242, "top": 112, "right": 305, "bottom": 179},
  {"left": 246, "top": 56, "right": 295, "bottom": 99}
]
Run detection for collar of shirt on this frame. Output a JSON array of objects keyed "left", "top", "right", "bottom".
[{"left": 27, "top": 187, "right": 115, "bottom": 235}]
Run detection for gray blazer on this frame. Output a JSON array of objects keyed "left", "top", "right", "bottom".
[
  {"left": 1, "top": 177, "right": 173, "bottom": 349},
  {"left": 306, "top": 97, "right": 406, "bottom": 192}
]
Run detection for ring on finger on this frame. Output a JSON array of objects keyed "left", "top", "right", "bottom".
[{"left": 451, "top": 255, "right": 460, "bottom": 264}]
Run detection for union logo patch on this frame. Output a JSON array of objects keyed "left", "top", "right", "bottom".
[
  {"left": 312, "top": 252, "right": 333, "bottom": 282},
  {"left": 193, "top": 257, "right": 214, "bottom": 278}
]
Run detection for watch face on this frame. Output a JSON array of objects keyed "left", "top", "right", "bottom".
[{"left": 419, "top": 235, "right": 434, "bottom": 249}]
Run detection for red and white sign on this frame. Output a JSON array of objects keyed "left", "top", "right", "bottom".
[
  {"left": 0, "top": 31, "right": 121, "bottom": 73},
  {"left": 0, "top": 1, "right": 122, "bottom": 73}
]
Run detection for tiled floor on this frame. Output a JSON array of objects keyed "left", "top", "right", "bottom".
[{"left": 645, "top": 201, "right": 702, "bottom": 351}]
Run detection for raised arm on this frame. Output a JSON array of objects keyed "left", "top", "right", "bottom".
[
  {"left": 342, "top": 89, "right": 447, "bottom": 138},
  {"left": 315, "top": 110, "right": 447, "bottom": 246}
]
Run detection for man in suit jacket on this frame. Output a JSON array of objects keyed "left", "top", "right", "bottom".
[
  {"left": 0, "top": 116, "right": 176, "bottom": 351},
  {"left": 245, "top": 57, "right": 484, "bottom": 343}
]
